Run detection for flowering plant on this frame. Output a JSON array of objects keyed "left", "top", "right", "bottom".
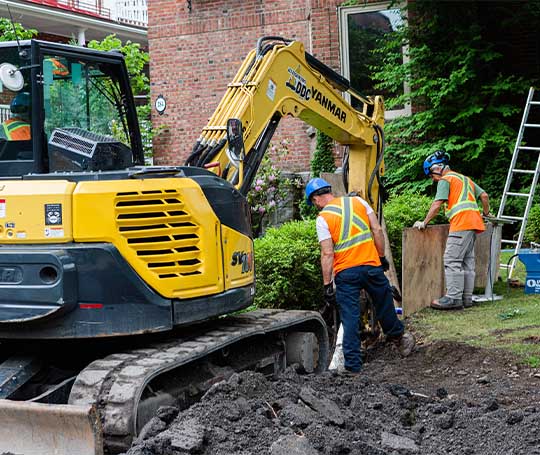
[{"left": 247, "top": 140, "right": 297, "bottom": 237}]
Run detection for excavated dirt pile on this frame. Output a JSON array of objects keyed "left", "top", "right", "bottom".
[{"left": 124, "top": 339, "right": 540, "bottom": 455}]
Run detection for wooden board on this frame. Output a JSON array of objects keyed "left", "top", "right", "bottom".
[
  {"left": 402, "top": 225, "right": 448, "bottom": 316},
  {"left": 402, "top": 223, "right": 499, "bottom": 315}
]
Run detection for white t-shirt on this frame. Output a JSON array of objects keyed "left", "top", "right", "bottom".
[{"left": 316, "top": 196, "right": 374, "bottom": 242}]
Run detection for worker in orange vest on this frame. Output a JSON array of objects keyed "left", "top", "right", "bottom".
[
  {"left": 414, "top": 151, "right": 491, "bottom": 310},
  {"left": 0, "top": 92, "right": 31, "bottom": 141},
  {"left": 306, "top": 177, "right": 416, "bottom": 374}
]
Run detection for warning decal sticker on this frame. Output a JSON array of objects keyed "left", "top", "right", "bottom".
[{"left": 45, "top": 203, "right": 62, "bottom": 225}]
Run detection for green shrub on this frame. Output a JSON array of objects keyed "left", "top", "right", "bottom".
[
  {"left": 253, "top": 220, "right": 323, "bottom": 310},
  {"left": 383, "top": 191, "right": 447, "bottom": 279},
  {"left": 524, "top": 203, "right": 540, "bottom": 244},
  {"left": 310, "top": 131, "right": 336, "bottom": 177}
]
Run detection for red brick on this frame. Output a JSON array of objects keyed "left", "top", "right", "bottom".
[{"left": 148, "top": 0, "right": 370, "bottom": 170}]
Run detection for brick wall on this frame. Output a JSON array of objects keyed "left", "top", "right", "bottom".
[{"left": 148, "top": 0, "right": 344, "bottom": 171}]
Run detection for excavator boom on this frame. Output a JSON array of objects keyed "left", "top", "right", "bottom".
[{"left": 187, "top": 36, "right": 385, "bottom": 208}]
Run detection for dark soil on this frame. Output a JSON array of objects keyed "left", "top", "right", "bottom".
[{"left": 124, "top": 338, "right": 540, "bottom": 455}]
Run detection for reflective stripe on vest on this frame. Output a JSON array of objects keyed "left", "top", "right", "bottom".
[
  {"left": 3, "top": 119, "right": 29, "bottom": 140},
  {"left": 444, "top": 172, "right": 478, "bottom": 220},
  {"left": 321, "top": 197, "right": 373, "bottom": 252}
]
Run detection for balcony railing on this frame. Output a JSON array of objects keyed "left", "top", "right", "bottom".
[
  {"left": 25, "top": 0, "right": 111, "bottom": 20},
  {"left": 23, "top": 0, "right": 147, "bottom": 27}
]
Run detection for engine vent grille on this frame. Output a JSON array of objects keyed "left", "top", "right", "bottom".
[{"left": 115, "top": 189, "right": 202, "bottom": 279}]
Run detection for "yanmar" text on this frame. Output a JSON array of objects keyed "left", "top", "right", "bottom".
[{"left": 286, "top": 75, "right": 347, "bottom": 123}]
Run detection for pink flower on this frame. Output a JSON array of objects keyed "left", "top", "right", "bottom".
[
  {"left": 268, "top": 175, "right": 276, "bottom": 182},
  {"left": 268, "top": 200, "right": 276, "bottom": 207},
  {"left": 256, "top": 179, "right": 264, "bottom": 185},
  {"left": 258, "top": 206, "right": 266, "bottom": 214},
  {"left": 255, "top": 185, "right": 262, "bottom": 191}
]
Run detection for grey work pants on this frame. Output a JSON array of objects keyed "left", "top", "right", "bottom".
[{"left": 443, "top": 230, "right": 477, "bottom": 300}]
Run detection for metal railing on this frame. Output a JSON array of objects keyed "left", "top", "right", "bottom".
[
  {"left": 0, "top": 105, "right": 10, "bottom": 123},
  {"left": 114, "top": 1, "right": 147, "bottom": 27}
]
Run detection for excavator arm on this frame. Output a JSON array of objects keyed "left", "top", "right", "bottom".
[{"left": 186, "top": 36, "right": 385, "bottom": 210}]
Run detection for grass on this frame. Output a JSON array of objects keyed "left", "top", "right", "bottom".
[{"left": 409, "top": 279, "right": 540, "bottom": 365}]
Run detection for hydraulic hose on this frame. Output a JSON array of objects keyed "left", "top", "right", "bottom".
[{"left": 367, "top": 124, "right": 385, "bottom": 208}]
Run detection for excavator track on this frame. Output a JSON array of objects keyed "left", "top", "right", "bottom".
[{"left": 68, "top": 309, "right": 329, "bottom": 454}]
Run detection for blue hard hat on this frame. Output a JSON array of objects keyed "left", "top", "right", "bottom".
[
  {"left": 305, "top": 177, "right": 331, "bottom": 205},
  {"left": 10, "top": 92, "right": 31, "bottom": 115},
  {"left": 423, "top": 150, "right": 449, "bottom": 176}
]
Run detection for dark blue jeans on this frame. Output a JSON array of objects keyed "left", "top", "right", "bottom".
[{"left": 335, "top": 265, "right": 404, "bottom": 372}]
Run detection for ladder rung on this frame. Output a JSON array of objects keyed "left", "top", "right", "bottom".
[
  {"left": 513, "top": 169, "right": 536, "bottom": 174},
  {"left": 500, "top": 215, "right": 524, "bottom": 221},
  {"left": 524, "top": 123, "right": 540, "bottom": 128},
  {"left": 506, "top": 192, "right": 531, "bottom": 197},
  {"left": 501, "top": 239, "right": 518, "bottom": 244},
  {"left": 499, "top": 264, "right": 511, "bottom": 269},
  {"left": 518, "top": 146, "right": 540, "bottom": 151},
  {"left": 530, "top": 101, "right": 540, "bottom": 105}
]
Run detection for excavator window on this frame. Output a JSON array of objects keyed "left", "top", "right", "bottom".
[
  {"left": 0, "top": 45, "right": 33, "bottom": 173},
  {"left": 42, "top": 53, "right": 130, "bottom": 148}
]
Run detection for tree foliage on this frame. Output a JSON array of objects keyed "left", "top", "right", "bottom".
[
  {"left": 0, "top": 18, "right": 37, "bottom": 41},
  {"left": 371, "top": 1, "right": 536, "bottom": 199},
  {"left": 87, "top": 35, "right": 148, "bottom": 96}
]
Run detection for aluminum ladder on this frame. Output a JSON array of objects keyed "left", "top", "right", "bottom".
[{"left": 497, "top": 87, "right": 540, "bottom": 278}]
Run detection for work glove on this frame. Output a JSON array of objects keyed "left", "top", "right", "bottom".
[
  {"left": 319, "top": 281, "right": 336, "bottom": 315},
  {"left": 380, "top": 256, "right": 390, "bottom": 272},
  {"left": 413, "top": 221, "right": 426, "bottom": 230},
  {"left": 320, "top": 281, "right": 338, "bottom": 329},
  {"left": 323, "top": 281, "right": 336, "bottom": 305}
]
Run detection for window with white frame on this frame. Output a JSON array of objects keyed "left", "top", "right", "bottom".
[{"left": 339, "top": 2, "right": 410, "bottom": 119}]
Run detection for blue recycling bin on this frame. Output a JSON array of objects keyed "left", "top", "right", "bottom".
[{"left": 518, "top": 252, "right": 540, "bottom": 294}]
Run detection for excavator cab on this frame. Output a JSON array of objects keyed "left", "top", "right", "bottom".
[{"left": 0, "top": 40, "right": 143, "bottom": 177}]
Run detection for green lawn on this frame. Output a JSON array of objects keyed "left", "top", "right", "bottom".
[{"left": 409, "top": 279, "right": 540, "bottom": 368}]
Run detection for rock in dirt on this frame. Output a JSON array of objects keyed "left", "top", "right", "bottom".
[
  {"left": 270, "top": 434, "right": 319, "bottom": 455},
  {"left": 298, "top": 386, "right": 344, "bottom": 426},
  {"left": 381, "top": 431, "right": 419, "bottom": 452}
]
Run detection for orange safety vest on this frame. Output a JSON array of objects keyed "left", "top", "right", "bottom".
[
  {"left": 2, "top": 118, "right": 30, "bottom": 141},
  {"left": 441, "top": 171, "right": 485, "bottom": 233},
  {"left": 49, "top": 57, "right": 69, "bottom": 76},
  {"left": 320, "top": 197, "right": 381, "bottom": 274}
]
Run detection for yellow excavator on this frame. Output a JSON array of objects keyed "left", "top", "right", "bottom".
[{"left": 0, "top": 36, "right": 384, "bottom": 454}]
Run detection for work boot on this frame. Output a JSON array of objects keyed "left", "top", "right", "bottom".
[
  {"left": 430, "top": 296, "right": 463, "bottom": 310},
  {"left": 389, "top": 331, "right": 416, "bottom": 357},
  {"left": 339, "top": 368, "right": 362, "bottom": 377},
  {"left": 463, "top": 297, "right": 474, "bottom": 308}
]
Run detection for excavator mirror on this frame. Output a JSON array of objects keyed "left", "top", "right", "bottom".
[
  {"left": 0, "top": 63, "right": 24, "bottom": 91},
  {"left": 226, "top": 118, "right": 245, "bottom": 162}
]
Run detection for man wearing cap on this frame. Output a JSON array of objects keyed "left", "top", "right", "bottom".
[
  {"left": 413, "top": 151, "right": 491, "bottom": 310},
  {"left": 305, "top": 177, "right": 416, "bottom": 374}
]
